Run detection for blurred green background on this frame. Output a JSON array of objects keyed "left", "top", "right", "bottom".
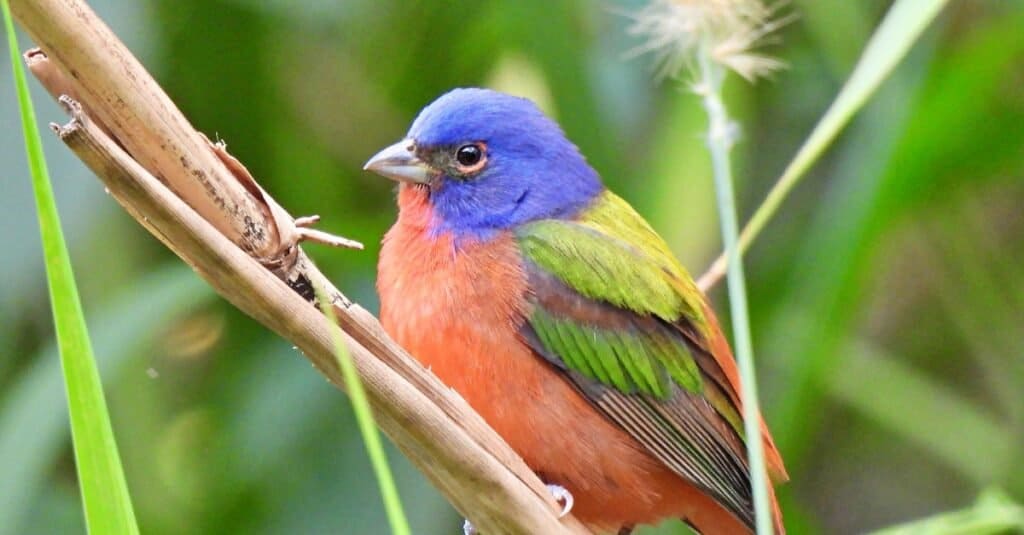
[{"left": 2, "top": 1, "right": 1023, "bottom": 533}]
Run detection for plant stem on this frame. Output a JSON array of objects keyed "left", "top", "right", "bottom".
[
  {"left": 315, "top": 284, "right": 411, "bottom": 535},
  {"left": 697, "top": 0, "right": 951, "bottom": 290},
  {"left": 696, "top": 44, "right": 772, "bottom": 535}
]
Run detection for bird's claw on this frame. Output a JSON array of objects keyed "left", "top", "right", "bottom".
[
  {"left": 547, "top": 483, "right": 574, "bottom": 518},
  {"left": 461, "top": 484, "right": 574, "bottom": 534}
]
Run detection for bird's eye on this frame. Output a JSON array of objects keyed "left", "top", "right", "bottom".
[
  {"left": 456, "top": 144, "right": 481, "bottom": 166},
  {"left": 453, "top": 143, "right": 486, "bottom": 174}
]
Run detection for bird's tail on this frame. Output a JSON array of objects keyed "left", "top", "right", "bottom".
[{"left": 677, "top": 472, "right": 785, "bottom": 535}]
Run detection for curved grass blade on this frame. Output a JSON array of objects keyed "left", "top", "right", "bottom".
[
  {"left": 700, "top": 0, "right": 950, "bottom": 287},
  {"left": 2, "top": 2, "right": 139, "bottom": 533}
]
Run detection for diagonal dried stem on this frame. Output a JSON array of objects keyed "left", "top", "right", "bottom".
[{"left": 11, "top": 0, "right": 588, "bottom": 532}]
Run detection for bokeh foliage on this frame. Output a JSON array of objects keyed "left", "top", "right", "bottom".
[{"left": 1, "top": 1, "right": 1022, "bottom": 533}]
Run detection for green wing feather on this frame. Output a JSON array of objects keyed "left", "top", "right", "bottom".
[
  {"left": 514, "top": 190, "right": 755, "bottom": 526},
  {"left": 515, "top": 191, "right": 719, "bottom": 398},
  {"left": 517, "top": 192, "right": 708, "bottom": 328}
]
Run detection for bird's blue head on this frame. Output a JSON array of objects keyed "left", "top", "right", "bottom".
[{"left": 364, "top": 88, "right": 603, "bottom": 241}]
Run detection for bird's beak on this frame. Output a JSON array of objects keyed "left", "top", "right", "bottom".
[{"left": 363, "top": 140, "right": 432, "bottom": 184}]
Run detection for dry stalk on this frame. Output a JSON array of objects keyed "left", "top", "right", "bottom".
[{"left": 10, "top": 0, "right": 588, "bottom": 532}]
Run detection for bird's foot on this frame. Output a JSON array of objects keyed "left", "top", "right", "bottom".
[
  {"left": 460, "top": 484, "right": 574, "bottom": 534},
  {"left": 546, "top": 483, "right": 574, "bottom": 518}
]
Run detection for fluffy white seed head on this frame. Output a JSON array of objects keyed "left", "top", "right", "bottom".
[{"left": 625, "top": 0, "right": 789, "bottom": 82}]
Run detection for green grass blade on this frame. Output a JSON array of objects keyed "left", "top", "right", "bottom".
[
  {"left": 313, "top": 285, "right": 411, "bottom": 535},
  {"left": 0, "top": 266, "right": 209, "bottom": 534},
  {"left": 870, "top": 490, "right": 1024, "bottom": 535},
  {"left": 735, "top": 0, "right": 949, "bottom": 257},
  {"left": 828, "top": 341, "right": 1014, "bottom": 485},
  {"left": 2, "top": 2, "right": 139, "bottom": 533}
]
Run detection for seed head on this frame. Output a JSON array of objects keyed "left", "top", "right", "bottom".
[{"left": 624, "top": 0, "right": 790, "bottom": 82}]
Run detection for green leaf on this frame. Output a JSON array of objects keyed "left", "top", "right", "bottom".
[
  {"left": 0, "top": 266, "right": 210, "bottom": 535},
  {"left": 735, "top": 0, "right": 951, "bottom": 257},
  {"left": 2, "top": 2, "right": 139, "bottom": 533},
  {"left": 827, "top": 341, "right": 1015, "bottom": 486},
  {"left": 869, "top": 490, "right": 1024, "bottom": 535},
  {"left": 313, "top": 284, "right": 410, "bottom": 535}
]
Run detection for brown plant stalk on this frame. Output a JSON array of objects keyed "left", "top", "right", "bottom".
[{"left": 11, "top": 0, "right": 588, "bottom": 532}]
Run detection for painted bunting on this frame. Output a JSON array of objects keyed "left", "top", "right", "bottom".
[{"left": 366, "top": 88, "right": 787, "bottom": 534}]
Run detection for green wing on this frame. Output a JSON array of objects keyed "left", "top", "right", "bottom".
[{"left": 515, "top": 190, "right": 754, "bottom": 526}]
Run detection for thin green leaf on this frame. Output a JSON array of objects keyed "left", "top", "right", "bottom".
[
  {"left": 0, "top": 266, "right": 210, "bottom": 535},
  {"left": 767, "top": 41, "right": 932, "bottom": 466},
  {"left": 2, "top": 2, "right": 139, "bottom": 533},
  {"left": 828, "top": 341, "right": 1014, "bottom": 486},
  {"left": 870, "top": 490, "right": 1024, "bottom": 535},
  {"left": 708, "top": 0, "right": 950, "bottom": 279},
  {"left": 313, "top": 285, "right": 410, "bottom": 535}
]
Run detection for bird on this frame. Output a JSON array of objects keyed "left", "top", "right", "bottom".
[{"left": 365, "top": 88, "right": 788, "bottom": 534}]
